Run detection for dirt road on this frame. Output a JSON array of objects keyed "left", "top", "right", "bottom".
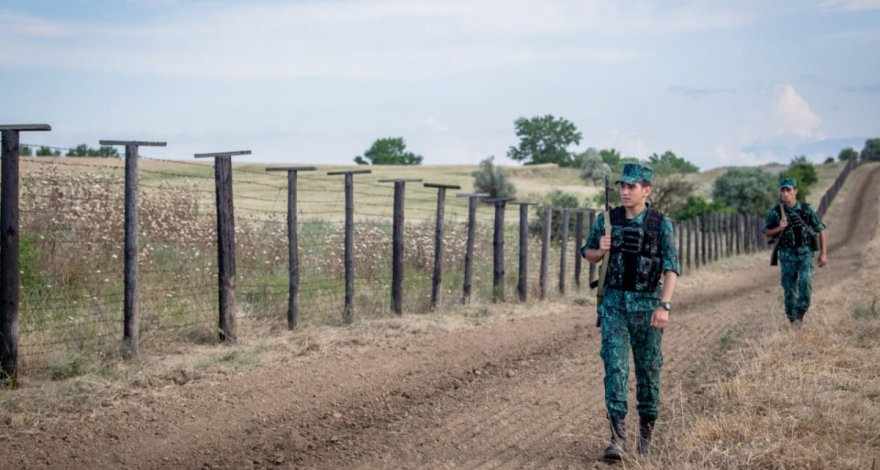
[{"left": 2, "top": 163, "right": 878, "bottom": 469}]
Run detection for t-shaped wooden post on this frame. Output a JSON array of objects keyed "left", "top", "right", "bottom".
[
  {"left": 0, "top": 124, "right": 51, "bottom": 387},
  {"left": 99, "top": 139, "right": 167, "bottom": 358},
  {"left": 266, "top": 166, "right": 317, "bottom": 330},
  {"left": 195, "top": 150, "right": 252, "bottom": 344}
]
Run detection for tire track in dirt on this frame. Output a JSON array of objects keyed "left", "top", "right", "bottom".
[
  {"left": 3, "top": 165, "right": 876, "bottom": 469},
  {"left": 299, "top": 163, "right": 879, "bottom": 469}
]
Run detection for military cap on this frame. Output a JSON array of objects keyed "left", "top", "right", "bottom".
[
  {"left": 615, "top": 163, "right": 653, "bottom": 185},
  {"left": 779, "top": 177, "right": 797, "bottom": 189}
]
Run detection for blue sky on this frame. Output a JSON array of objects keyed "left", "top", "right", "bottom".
[{"left": 1, "top": 0, "right": 878, "bottom": 169}]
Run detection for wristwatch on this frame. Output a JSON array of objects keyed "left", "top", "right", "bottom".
[{"left": 659, "top": 301, "right": 672, "bottom": 312}]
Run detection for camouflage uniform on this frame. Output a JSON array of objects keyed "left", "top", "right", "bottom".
[
  {"left": 582, "top": 188, "right": 680, "bottom": 422},
  {"left": 762, "top": 181, "right": 825, "bottom": 322}
]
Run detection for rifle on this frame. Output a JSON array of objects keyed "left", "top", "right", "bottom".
[
  {"left": 769, "top": 202, "right": 785, "bottom": 266},
  {"left": 590, "top": 175, "right": 612, "bottom": 327}
]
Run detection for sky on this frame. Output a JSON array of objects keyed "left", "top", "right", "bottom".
[{"left": 1, "top": 0, "right": 878, "bottom": 169}]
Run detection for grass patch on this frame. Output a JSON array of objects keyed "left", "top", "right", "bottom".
[{"left": 852, "top": 298, "right": 879, "bottom": 319}]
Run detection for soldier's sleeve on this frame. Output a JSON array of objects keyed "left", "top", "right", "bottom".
[
  {"left": 580, "top": 212, "right": 604, "bottom": 257},
  {"left": 761, "top": 206, "right": 780, "bottom": 233},
  {"left": 806, "top": 205, "right": 826, "bottom": 232},
  {"left": 660, "top": 216, "right": 681, "bottom": 276}
]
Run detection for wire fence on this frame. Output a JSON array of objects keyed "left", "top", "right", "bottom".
[{"left": 4, "top": 147, "right": 859, "bottom": 374}]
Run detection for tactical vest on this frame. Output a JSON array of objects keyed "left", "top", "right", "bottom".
[
  {"left": 777, "top": 204, "right": 817, "bottom": 250},
  {"left": 606, "top": 206, "right": 664, "bottom": 292}
]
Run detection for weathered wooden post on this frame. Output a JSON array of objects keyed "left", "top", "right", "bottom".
[
  {"left": 0, "top": 124, "right": 50, "bottom": 386},
  {"left": 714, "top": 214, "right": 721, "bottom": 261},
  {"left": 558, "top": 208, "right": 571, "bottom": 295},
  {"left": 266, "top": 166, "right": 317, "bottom": 329},
  {"left": 327, "top": 169, "right": 371, "bottom": 324},
  {"left": 735, "top": 213, "right": 742, "bottom": 256},
  {"left": 195, "top": 150, "right": 250, "bottom": 344},
  {"left": 456, "top": 193, "right": 487, "bottom": 304},
  {"left": 510, "top": 201, "right": 536, "bottom": 302},
  {"left": 677, "top": 220, "right": 684, "bottom": 274},
  {"left": 100, "top": 139, "right": 166, "bottom": 357},
  {"left": 686, "top": 218, "right": 692, "bottom": 274},
  {"left": 487, "top": 197, "right": 513, "bottom": 302},
  {"left": 378, "top": 179, "right": 421, "bottom": 315},
  {"left": 539, "top": 206, "right": 552, "bottom": 300},
  {"left": 574, "top": 210, "right": 585, "bottom": 289},
  {"left": 425, "top": 182, "right": 461, "bottom": 311},
  {"left": 700, "top": 215, "right": 707, "bottom": 266},
  {"left": 588, "top": 211, "right": 596, "bottom": 286}
]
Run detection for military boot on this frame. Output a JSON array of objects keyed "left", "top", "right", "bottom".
[
  {"left": 602, "top": 417, "right": 626, "bottom": 461},
  {"left": 638, "top": 417, "right": 655, "bottom": 455}
]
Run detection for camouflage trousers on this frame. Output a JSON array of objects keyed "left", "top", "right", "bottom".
[
  {"left": 600, "top": 305, "right": 663, "bottom": 421},
  {"left": 780, "top": 254, "right": 814, "bottom": 321}
]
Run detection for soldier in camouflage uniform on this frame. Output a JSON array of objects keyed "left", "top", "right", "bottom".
[
  {"left": 581, "top": 163, "right": 680, "bottom": 460},
  {"left": 762, "top": 178, "right": 827, "bottom": 325}
]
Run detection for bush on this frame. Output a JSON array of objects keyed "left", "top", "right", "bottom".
[
  {"left": 674, "top": 195, "right": 732, "bottom": 220},
  {"left": 528, "top": 190, "right": 584, "bottom": 240},
  {"left": 779, "top": 156, "right": 818, "bottom": 202},
  {"left": 472, "top": 156, "right": 515, "bottom": 200},
  {"left": 712, "top": 167, "right": 777, "bottom": 215}
]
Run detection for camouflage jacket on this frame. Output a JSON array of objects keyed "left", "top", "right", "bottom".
[
  {"left": 762, "top": 201, "right": 825, "bottom": 262},
  {"left": 582, "top": 206, "right": 680, "bottom": 314}
]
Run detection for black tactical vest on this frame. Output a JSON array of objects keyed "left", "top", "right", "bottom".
[
  {"left": 606, "top": 206, "right": 664, "bottom": 292},
  {"left": 777, "top": 204, "right": 817, "bottom": 250}
]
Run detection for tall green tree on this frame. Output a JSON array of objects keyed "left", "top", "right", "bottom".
[
  {"left": 507, "top": 115, "right": 582, "bottom": 167},
  {"left": 599, "top": 148, "right": 622, "bottom": 171},
  {"left": 20, "top": 145, "right": 32, "bottom": 156},
  {"left": 712, "top": 167, "right": 777, "bottom": 215},
  {"left": 354, "top": 137, "right": 423, "bottom": 165},
  {"left": 472, "top": 156, "right": 515, "bottom": 200},
  {"left": 861, "top": 138, "right": 880, "bottom": 162},
  {"left": 648, "top": 150, "right": 699, "bottom": 174},
  {"left": 779, "top": 156, "right": 818, "bottom": 202},
  {"left": 838, "top": 147, "right": 858, "bottom": 161}
]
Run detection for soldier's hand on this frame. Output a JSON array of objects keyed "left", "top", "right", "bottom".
[
  {"left": 651, "top": 307, "right": 669, "bottom": 329},
  {"left": 817, "top": 253, "right": 827, "bottom": 268},
  {"left": 779, "top": 219, "right": 789, "bottom": 230},
  {"left": 599, "top": 235, "right": 612, "bottom": 252}
]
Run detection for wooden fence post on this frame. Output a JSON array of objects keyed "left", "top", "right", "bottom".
[
  {"left": 558, "top": 209, "right": 571, "bottom": 295},
  {"left": 588, "top": 211, "right": 596, "bottom": 286},
  {"left": 456, "top": 193, "right": 487, "bottom": 304},
  {"left": 378, "top": 179, "right": 421, "bottom": 315},
  {"left": 101, "top": 139, "right": 166, "bottom": 357},
  {"left": 267, "top": 166, "right": 317, "bottom": 329},
  {"left": 195, "top": 150, "right": 251, "bottom": 344},
  {"left": 574, "top": 210, "right": 585, "bottom": 289},
  {"left": 539, "top": 206, "right": 552, "bottom": 300},
  {"left": 700, "top": 215, "right": 707, "bottom": 266},
  {"left": 686, "top": 218, "right": 692, "bottom": 274},
  {"left": 0, "top": 124, "right": 50, "bottom": 387},
  {"left": 511, "top": 201, "right": 536, "bottom": 302},
  {"left": 327, "top": 169, "right": 371, "bottom": 324},
  {"left": 677, "top": 220, "right": 683, "bottom": 274},
  {"left": 425, "top": 183, "right": 461, "bottom": 311},
  {"left": 487, "top": 197, "right": 513, "bottom": 303}
]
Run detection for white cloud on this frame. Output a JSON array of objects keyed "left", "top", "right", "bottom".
[
  {"left": 0, "top": 1, "right": 750, "bottom": 80},
  {"left": 0, "top": 12, "right": 73, "bottom": 37},
  {"left": 820, "top": 0, "right": 880, "bottom": 11},
  {"left": 773, "top": 85, "right": 822, "bottom": 139}
]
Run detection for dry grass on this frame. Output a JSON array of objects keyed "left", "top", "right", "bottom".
[{"left": 636, "top": 206, "right": 880, "bottom": 469}]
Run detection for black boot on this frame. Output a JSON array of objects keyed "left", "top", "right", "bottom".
[
  {"left": 602, "top": 417, "right": 626, "bottom": 461},
  {"left": 638, "top": 417, "right": 655, "bottom": 455}
]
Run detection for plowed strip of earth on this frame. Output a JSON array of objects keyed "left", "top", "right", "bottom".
[{"left": 2, "top": 163, "right": 877, "bottom": 469}]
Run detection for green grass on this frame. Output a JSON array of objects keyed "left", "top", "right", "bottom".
[{"left": 852, "top": 299, "right": 879, "bottom": 320}]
